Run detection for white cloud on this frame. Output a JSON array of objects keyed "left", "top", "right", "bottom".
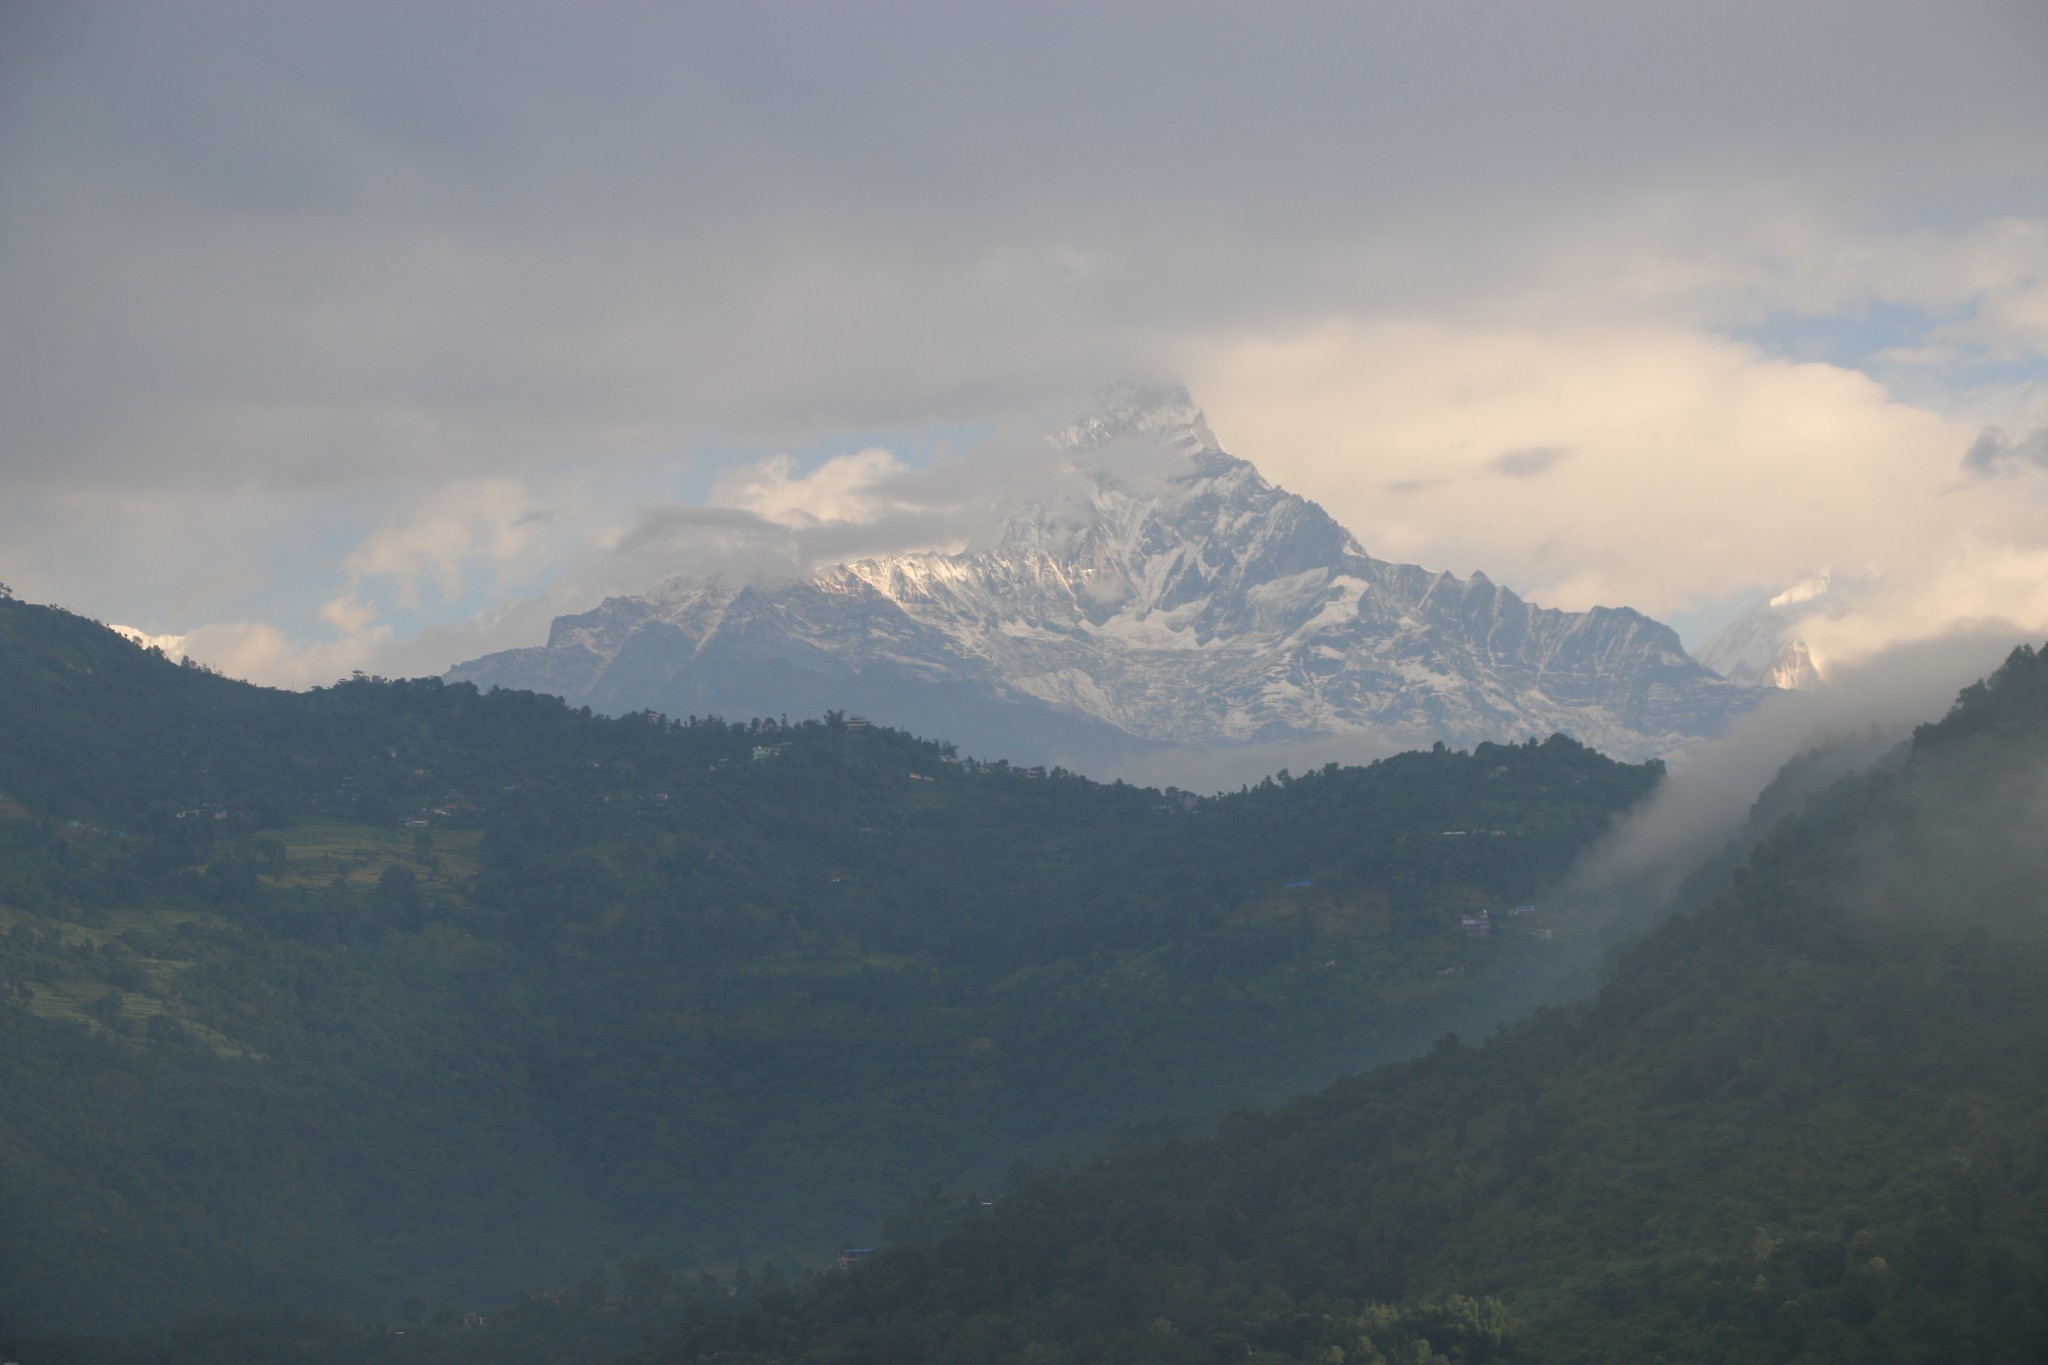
[
  {"left": 1187, "top": 321, "right": 1957, "bottom": 605},
  {"left": 709, "top": 448, "right": 909, "bottom": 527},
  {"left": 179, "top": 618, "right": 394, "bottom": 690},
  {"left": 1183, "top": 312, "right": 2048, "bottom": 669},
  {"left": 336, "top": 477, "right": 557, "bottom": 608},
  {"left": 107, "top": 624, "right": 187, "bottom": 656}
]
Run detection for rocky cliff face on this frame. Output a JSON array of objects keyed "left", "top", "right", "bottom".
[{"left": 451, "top": 390, "right": 1757, "bottom": 766}]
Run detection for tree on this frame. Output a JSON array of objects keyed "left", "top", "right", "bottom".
[{"left": 375, "top": 864, "right": 424, "bottom": 930}]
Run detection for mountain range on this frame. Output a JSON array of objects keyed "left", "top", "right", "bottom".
[{"left": 451, "top": 389, "right": 1760, "bottom": 769}]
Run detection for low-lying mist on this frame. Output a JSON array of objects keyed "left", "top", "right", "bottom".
[
  {"left": 1563, "top": 628, "right": 2029, "bottom": 911},
  {"left": 1273, "top": 626, "right": 2036, "bottom": 1083}
]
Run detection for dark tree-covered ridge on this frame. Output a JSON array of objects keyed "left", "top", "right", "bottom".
[
  {"left": 0, "top": 599, "right": 1659, "bottom": 1339},
  {"left": 600, "top": 644, "right": 2048, "bottom": 1365}
]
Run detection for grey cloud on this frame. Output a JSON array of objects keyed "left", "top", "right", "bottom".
[
  {"left": 861, "top": 434, "right": 1076, "bottom": 517},
  {"left": 614, "top": 505, "right": 788, "bottom": 561},
  {"left": 171, "top": 566, "right": 271, "bottom": 616},
  {"left": 613, "top": 497, "right": 975, "bottom": 588},
  {"left": 611, "top": 505, "right": 817, "bottom": 586},
  {"left": 1489, "top": 446, "right": 1570, "bottom": 478},
  {"left": 4, "top": 3, "right": 2045, "bottom": 499},
  {"left": 1960, "top": 424, "right": 2048, "bottom": 477},
  {"left": 8, "top": 1, "right": 2046, "bottom": 669}
]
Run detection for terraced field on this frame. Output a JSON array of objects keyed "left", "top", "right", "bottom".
[{"left": 269, "top": 820, "right": 484, "bottom": 889}]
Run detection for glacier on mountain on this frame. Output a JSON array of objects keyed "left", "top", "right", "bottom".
[{"left": 450, "top": 388, "right": 1759, "bottom": 770}]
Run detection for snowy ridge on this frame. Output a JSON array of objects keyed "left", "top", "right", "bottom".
[
  {"left": 1695, "top": 573, "right": 1835, "bottom": 690},
  {"left": 451, "top": 388, "right": 1756, "bottom": 764}
]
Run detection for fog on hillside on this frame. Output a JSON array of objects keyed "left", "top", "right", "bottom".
[
  {"left": 1561, "top": 627, "right": 2030, "bottom": 917},
  {"left": 1287, "top": 626, "right": 2039, "bottom": 1058}
]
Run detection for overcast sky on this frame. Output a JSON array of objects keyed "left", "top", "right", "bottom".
[{"left": 4, "top": 1, "right": 2046, "bottom": 686}]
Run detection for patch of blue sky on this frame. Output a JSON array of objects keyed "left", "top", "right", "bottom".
[
  {"left": 200, "top": 485, "right": 546, "bottom": 650},
  {"left": 1870, "top": 345, "right": 2048, "bottom": 415},
  {"left": 1728, "top": 299, "right": 2048, "bottom": 409},
  {"left": 1916, "top": 349, "right": 2048, "bottom": 386},
  {"left": 1726, "top": 299, "right": 1966, "bottom": 373}
]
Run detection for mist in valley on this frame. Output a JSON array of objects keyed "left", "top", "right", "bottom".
[{"left": 1254, "top": 626, "right": 2042, "bottom": 1091}]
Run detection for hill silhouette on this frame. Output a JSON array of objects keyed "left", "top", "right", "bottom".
[
  {"left": 0, "top": 598, "right": 1658, "bottom": 1340},
  {"left": 601, "top": 643, "right": 2048, "bottom": 1365}
]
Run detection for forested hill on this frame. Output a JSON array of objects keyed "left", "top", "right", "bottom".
[
  {"left": 0, "top": 599, "right": 1661, "bottom": 1340},
  {"left": 609, "top": 643, "right": 2048, "bottom": 1365}
]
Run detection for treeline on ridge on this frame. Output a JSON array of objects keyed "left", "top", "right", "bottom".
[
  {"left": 589, "top": 643, "right": 2048, "bottom": 1365},
  {"left": 0, "top": 598, "right": 1659, "bottom": 1343}
]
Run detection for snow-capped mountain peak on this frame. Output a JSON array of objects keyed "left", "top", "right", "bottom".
[
  {"left": 1054, "top": 382, "right": 1219, "bottom": 457},
  {"left": 1696, "top": 572, "right": 1838, "bottom": 690},
  {"left": 451, "top": 389, "right": 1756, "bottom": 768}
]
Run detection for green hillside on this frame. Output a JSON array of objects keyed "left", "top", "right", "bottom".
[
  {"left": 0, "top": 599, "right": 1659, "bottom": 1338},
  {"left": 581, "top": 643, "right": 2048, "bottom": 1365}
]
